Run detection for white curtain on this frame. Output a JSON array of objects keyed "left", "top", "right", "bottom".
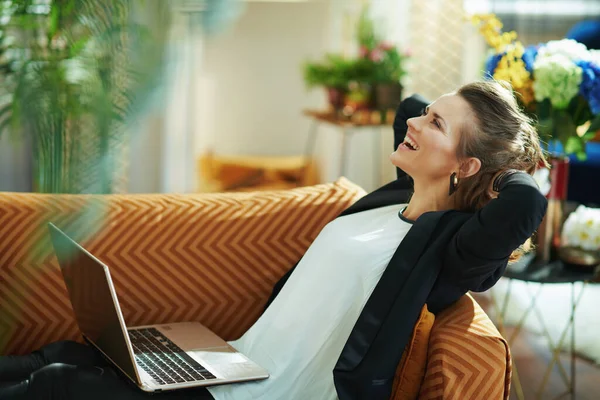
[
  {"left": 160, "top": 10, "right": 203, "bottom": 193},
  {"left": 158, "top": 0, "right": 244, "bottom": 193}
]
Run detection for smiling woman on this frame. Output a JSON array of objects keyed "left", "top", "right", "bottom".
[
  {"left": 392, "top": 80, "right": 549, "bottom": 223},
  {"left": 390, "top": 93, "right": 476, "bottom": 203},
  {"left": 0, "top": 80, "right": 549, "bottom": 400}
]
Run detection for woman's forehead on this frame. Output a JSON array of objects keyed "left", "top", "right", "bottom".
[{"left": 430, "top": 94, "right": 473, "bottom": 129}]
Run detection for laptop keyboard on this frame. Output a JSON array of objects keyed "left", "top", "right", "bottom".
[{"left": 129, "top": 327, "right": 217, "bottom": 385}]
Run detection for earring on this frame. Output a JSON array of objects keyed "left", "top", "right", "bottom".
[{"left": 448, "top": 172, "right": 459, "bottom": 196}]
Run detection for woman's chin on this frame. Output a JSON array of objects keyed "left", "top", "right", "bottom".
[{"left": 389, "top": 151, "right": 415, "bottom": 175}]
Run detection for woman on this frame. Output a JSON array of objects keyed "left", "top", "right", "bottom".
[{"left": 0, "top": 80, "right": 548, "bottom": 400}]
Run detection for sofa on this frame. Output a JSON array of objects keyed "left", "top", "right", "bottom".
[{"left": 0, "top": 178, "right": 511, "bottom": 399}]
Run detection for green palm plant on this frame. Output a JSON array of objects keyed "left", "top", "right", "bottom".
[{"left": 0, "top": 0, "right": 169, "bottom": 193}]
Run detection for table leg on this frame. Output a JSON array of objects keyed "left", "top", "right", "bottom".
[
  {"left": 525, "top": 282, "right": 586, "bottom": 400},
  {"left": 304, "top": 120, "right": 319, "bottom": 160},
  {"left": 571, "top": 282, "right": 576, "bottom": 400},
  {"left": 373, "top": 128, "right": 381, "bottom": 187},
  {"left": 340, "top": 128, "right": 352, "bottom": 178}
]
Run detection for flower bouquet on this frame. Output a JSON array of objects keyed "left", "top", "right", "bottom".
[{"left": 471, "top": 14, "right": 600, "bottom": 160}]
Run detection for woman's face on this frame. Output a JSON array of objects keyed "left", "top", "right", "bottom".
[{"left": 389, "top": 93, "right": 474, "bottom": 183}]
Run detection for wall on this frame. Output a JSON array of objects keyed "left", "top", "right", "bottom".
[
  {"left": 200, "top": 0, "right": 409, "bottom": 192},
  {"left": 202, "top": 1, "right": 330, "bottom": 156}
]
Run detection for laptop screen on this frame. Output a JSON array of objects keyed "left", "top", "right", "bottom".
[{"left": 48, "top": 223, "right": 140, "bottom": 384}]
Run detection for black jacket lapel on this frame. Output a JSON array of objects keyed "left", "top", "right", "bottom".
[
  {"left": 333, "top": 210, "right": 449, "bottom": 400},
  {"left": 339, "top": 177, "right": 413, "bottom": 218},
  {"left": 333, "top": 211, "right": 445, "bottom": 371}
]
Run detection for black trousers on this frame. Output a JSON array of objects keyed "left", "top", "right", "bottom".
[{"left": 0, "top": 341, "right": 214, "bottom": 400}]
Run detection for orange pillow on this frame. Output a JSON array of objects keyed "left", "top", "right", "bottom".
[{"left": 391, "top": 305, "right": 435, "bottom": 400}]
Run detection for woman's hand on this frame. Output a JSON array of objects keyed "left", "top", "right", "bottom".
[{"left": 488, "top": 169, "right": 521, "bottom": 199}]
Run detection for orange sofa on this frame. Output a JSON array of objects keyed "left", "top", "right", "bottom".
[{"left": 0, "top": 178, "right": 511, "bottom": 399}]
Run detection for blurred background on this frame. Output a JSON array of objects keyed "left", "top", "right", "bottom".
[
  {"left": 0, "top": 1, "right": 599, "bottom": 398},
  {"left": 1, "top": 0, "right": 598, "bottom": 196}
]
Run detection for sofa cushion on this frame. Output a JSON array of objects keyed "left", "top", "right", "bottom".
[
  {"left": 0, "top": 177, "right": 366, "bottom": 355},
  {"left": 392, "top": 304, "right": 435, "bottom": 400},
  {"left": 417, "top": 294, "right": 511, "bottom": 400}
]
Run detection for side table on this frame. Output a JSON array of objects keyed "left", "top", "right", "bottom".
[
  {"left": 302, "top": 110, "right": 395, "bottom": 186},
  {"left": 490, "top": 252, "right": 600, "bottom": 400}
]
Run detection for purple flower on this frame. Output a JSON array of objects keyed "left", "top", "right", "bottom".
[
  {"left": 576, "top": 60, "right": 600, "bottom": 115},
  {"left": 522, "top": 45, "right": 539, "bottom": 73},
  {"left": 485, "top": 52, "right": 504, "bottom": 78}
]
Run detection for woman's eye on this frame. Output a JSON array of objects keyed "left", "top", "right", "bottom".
[{"left": 432, "top": 119, "right": 440, "bottom": 128}]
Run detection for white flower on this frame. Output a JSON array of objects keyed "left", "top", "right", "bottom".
[
  {"left": 537, "top": 39, "right": 592, "bottom": 62},
  {"left": 591, "top": 50, "right": 600, "bottom": 66},
  {"left": 533, "top": 168, "right": 551, "bottom": 196},
  {"left": 561, "top": 205, "right": 600, "bottom": 250}
]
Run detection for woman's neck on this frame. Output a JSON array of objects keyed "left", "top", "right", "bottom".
[{"left": 402, "top": 179, "right": 453, "bottom": 221}]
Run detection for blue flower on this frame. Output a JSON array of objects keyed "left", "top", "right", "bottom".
[
  {"left": 522, "top": 45, "right": 539, "bottom": 73},
  {"left": 484, "top": 52, "right": 504, "bottom": 78},
  {"left": 576, "top": 60, "right": 600, "bottom": 115}
]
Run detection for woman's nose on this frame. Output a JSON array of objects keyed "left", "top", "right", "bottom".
[{"left": 406, "top": 116, "right": 419, "bottom": 131}]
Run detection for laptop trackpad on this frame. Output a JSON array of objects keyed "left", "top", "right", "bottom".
[
  {"left": 157, "top": 322, "right": 226, "bottom": 349},
  {"left": 190, "top": 348, "right": 249, "bottom": 365}
]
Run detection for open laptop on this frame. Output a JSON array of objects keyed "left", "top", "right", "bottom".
[{"left": 48, "top": 223, "right": 269, "bottom": 392}]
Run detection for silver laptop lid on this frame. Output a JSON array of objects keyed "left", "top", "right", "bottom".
[{"left": 48, "top": 223, "right": 141, "bottom": 385}]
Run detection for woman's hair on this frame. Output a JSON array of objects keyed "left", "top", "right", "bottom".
[
  {"left": 454, "top": 80, "right": 550, "bottom": 260},
  {"left": 454, "top": 80, "right": 549, "bottom": 211}
]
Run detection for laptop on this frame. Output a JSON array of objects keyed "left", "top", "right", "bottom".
[{"left": 48, "top": 223, "right": 269, "bottom": 392}]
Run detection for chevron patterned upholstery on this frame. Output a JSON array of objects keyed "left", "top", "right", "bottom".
[
  {"left": 418, "top": 294, "right": 511, "bottom": 400},
  {"left": 0, "top": 178, "right": 366, "bottom": 354},
  {"left": 0, "top": 178, "right": 510, "bottom": 399}
]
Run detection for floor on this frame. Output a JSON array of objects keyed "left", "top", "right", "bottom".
[{"left": 473, "top": 293, "right": 600, "bottom": 400}]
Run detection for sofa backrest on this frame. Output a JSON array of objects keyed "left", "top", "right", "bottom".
[{"left": 0, "top": 178, "right": 366, "bottom": 354}]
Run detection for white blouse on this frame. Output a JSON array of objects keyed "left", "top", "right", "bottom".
[{"left": 208, "top": 204, "right": 413, "bottom": 400}]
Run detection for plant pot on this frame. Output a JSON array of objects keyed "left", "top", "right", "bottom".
[
  {"left": 325, "top": 87, "right": 346, "bottom": 111},
  {"left": 535, "top": 155, "right": 570, "bottom": 262},
  {"left": 558, "top": 245, "right": 600, "bottom": 272},
  {"left": 342, "top": 82, "right": 372, "bottom": 115},
  {"left": 374, "top": 83, "right": 403, "bottom": 111}
]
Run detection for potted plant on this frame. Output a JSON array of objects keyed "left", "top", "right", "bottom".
[
  {"left": 0, "top": 0, "right": 168, "bottom": 194},
  {"left": 355, "top": 5, "right": 409, "bottom": 112},
  {"left": 303, "top": 54, "right": 354, "bottom": 111}
]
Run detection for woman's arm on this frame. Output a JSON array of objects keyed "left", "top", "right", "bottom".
[
  {"left": 393, "top": 94, "right": 430, "bottom": 180},
  {"left": 444, "top": 171, "right": 548, "bottom": 292}
]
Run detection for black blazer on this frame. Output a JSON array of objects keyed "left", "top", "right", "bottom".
[{"left": 264, "top": 95, "right": 548, "bottom": 399}]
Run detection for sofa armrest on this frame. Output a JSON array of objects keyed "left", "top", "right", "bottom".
[{"left": 418, "top": 294, "right": 511, "bottom": 400}]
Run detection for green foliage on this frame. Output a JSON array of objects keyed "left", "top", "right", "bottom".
[
  {"left": 303, "top": 54, "right": 354, "bottom": 89},
  {"left": 356, "top": 3, "right": 377, "bottom": 50},
  {"left": 535, "top": 95, "right": 594, "bottom": 161},
  {"left": 302, "top": 5, "right": 409, "bottom": 91},
  {"left": 0, "top": 0, "right": 169, "bottom": 193}
]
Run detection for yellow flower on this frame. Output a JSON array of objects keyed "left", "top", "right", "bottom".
[{"left": 470, "top": 13, "right": 535, "bottom": 105}]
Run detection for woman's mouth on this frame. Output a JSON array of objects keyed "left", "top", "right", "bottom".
[{"left": 400, "top": 135, "right": 419, "bottom": 151}]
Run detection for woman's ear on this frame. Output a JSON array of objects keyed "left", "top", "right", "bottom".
[{"left": 459, "top": 157, "right": 482, "bottom": 179}]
